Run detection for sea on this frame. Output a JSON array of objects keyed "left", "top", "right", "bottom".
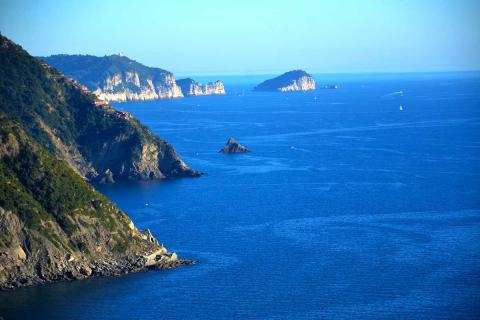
[{"left": 1, "top": 72, "right": 480, "bottom": 319}]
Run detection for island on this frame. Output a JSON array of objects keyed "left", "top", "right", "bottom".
[
  {"left": 254, "top": 70, "right": 316, "bottom": 92},
  {"left": 220, "top": 138, "right": 250, "bottom": 154},
  {"left": 321, "top": 84, "right": 338, "bottom": 89},
  {"left": 177, "top": 78, "right": 226, "bottom": 96}
]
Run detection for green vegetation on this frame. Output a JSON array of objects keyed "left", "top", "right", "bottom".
[
  {"left": 0, "top": 35, "right": 178, "bottom": 290},
  {"left": 0, "top": 114, "right": 135, "bottom": 252},
  {"left": 0, "top": 34, "right": 198, "bottom": 182}
]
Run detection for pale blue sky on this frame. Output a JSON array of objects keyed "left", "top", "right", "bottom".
[{"left": 1, "top": 0, "right": 479, "bottom": 75}]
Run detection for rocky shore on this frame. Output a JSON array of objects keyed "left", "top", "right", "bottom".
[
  {"left": 1, "top": 252, "right": 195, "bottom": 291},
  {"left": 0, "top": 225, "right": 196, "bottom": 290},
  {"left": 0, "top": 203, "right": 195, "bottom": 291}
]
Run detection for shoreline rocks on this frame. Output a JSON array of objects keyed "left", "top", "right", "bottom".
[{"left": 0, "top": 226, "right": 197, "bottom": 291}]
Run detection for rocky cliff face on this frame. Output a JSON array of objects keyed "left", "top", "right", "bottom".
[
  {"left": 254, "top": 70, "right": 316, "bottom": 92},
  {"left": 40, "top": 55, "right": 229, "bottom": 102},
  {"left": 1, "top": 36, "right": 201, "bottom": 183},
  {"left": 0, "top": 115, "right": 191, "bottom": 290},
  {"left": 177, "top": 78, "right": 226, "bottom": 96},
  {"left": 93, "top": 71, "right": 184, "bottom": 102}
]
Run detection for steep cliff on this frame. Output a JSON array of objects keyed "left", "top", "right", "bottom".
[
  {"left": 40, "top": 54, "right": 184, "bottom": 102},
  {"left": 177, "top": 78, "right": 226, "bottom": 96},
  {"left": 0, "top": 114, "right": 188, "bottom": 290},
  {"left": 254, "top": 70, "right": 316, "bottom": 92},
  {"left": 0, "top": 35, "right": 201, "bottom": 183}
]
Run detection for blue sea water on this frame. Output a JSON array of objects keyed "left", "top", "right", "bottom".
[{"left": 1, "top": 72, "right": 480, "bottom": 319}]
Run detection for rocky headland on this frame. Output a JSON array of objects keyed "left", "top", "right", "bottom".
[
  {"left": 0, "top": 35, "right": 199, "bottom": 290},
  {"left": 0, "top": 114, "right": 192, "bottom": 290},
  {"left": 2, "top": 38, "right": 201, "bottom": 184},
  {"left": 40, "top": 54, "right": 184, "bottom": 102},
  {"left": 254, "top": 70, "right": 316, "bottom": 92},
  {"left": 41, "top": 55, "right": 226, "bottom": 102}
]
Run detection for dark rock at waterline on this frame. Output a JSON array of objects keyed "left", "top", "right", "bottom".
[
  {"left": 99, "top": 169, "right": 115, "bottom": 184},
  {"left": 220, "top": 138, "right": 250, "bottom": 154}
]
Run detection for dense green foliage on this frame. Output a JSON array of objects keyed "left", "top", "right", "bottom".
[
  {"left": 0, "top": 34, "right": 196, "bottom": 181},
  {"left": 0, "top": 35, "right": 126, "bottom": 158},
  {"left": 0, "top": 114, "right": 124, "bottom": 240}
]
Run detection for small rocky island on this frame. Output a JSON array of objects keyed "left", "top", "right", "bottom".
[
  {"left": 321, "top": 84, "right": 338, "bottom": 89},
  {"left": 220, "top": 138, "right": 250, "bottom": 154},
  {"left": 254, "top": 70, "right": 316, "bottom": 92},
  {"left": 177, "top": 78, "right": 225, "bottom": 96}
]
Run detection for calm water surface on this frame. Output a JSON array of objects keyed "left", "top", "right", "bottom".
[{"left": 1, "top": 72, "right": 480, "bottom": 319}]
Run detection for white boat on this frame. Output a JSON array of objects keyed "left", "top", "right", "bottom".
[{"left": 399, "top": 105, "right": 404, "bottom": 111}]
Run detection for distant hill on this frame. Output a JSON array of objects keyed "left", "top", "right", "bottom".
[
  {"left": 41, "top": 54, "right": 226, "bottom": 101},
  {"left": 0, "top": 35, "right": 194, "bottom": 289},
  {"left": 40, "top": 54, "right": 183, "bottom": 101},
  {"left": 254, "top": 70, "right": 316, "bottom": 92}
]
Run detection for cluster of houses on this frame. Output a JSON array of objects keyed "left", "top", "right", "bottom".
[{"left": 114, "top": 110, "right": 132, "bottom": 120}]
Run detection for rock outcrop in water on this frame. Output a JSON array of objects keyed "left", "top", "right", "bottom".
[
  {"left": 177, "top": 78, "right": 225, "bottom": 96},
  {"left": 254, "top": 70, "right": 316, "bottom": 92},
  {"left": 1, "top": 36, "right": 201, "bottom": 183},
  {"left": 220, "top": 138, "right": 250, "bottom": 154}
]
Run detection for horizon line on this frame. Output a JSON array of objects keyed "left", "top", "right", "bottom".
[
  {"left": 34, "top": 53, "right": 480, "bottom": 78},
  {"left": 176, "top": 69, "right": 480, "bottom": 78}
]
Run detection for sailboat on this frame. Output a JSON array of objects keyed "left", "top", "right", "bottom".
[{"left": 399, "top": 105, "right": 404, "bottom": 111}]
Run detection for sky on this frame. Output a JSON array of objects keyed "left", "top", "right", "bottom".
[{"left": 0, "top": 0, "right": 479, "bottom": 75}]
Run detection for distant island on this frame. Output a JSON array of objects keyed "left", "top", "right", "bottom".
[
  {"left": 321, "top": 84, "right": 338, "bottom": 89},
  {"left": 254, "top": 70, "right": 316, "bottom": 92},
  {"left": 40, "top": 54, "right": 226, "bottom": 102},
  {"left": 177, "top": 78, "right": 225, "bottom": 96}
]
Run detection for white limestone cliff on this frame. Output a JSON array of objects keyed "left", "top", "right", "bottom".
[
  {"left": 278, "top": 76, "right": 316, "bottom": 92},
  {"left": 94, "top": 72, "right": 184, "bottom": 102},
  {"left": 177, "top": 78, "right": 226, "bottom": 96}
]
